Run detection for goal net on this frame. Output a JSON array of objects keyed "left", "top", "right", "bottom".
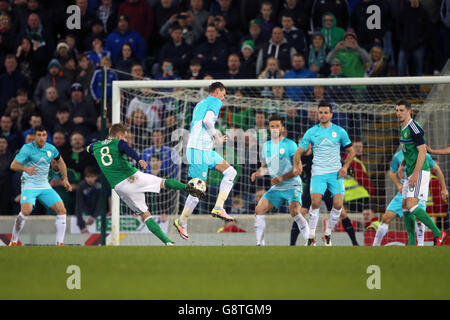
[{"left": 109, "top": 74, "right": 450, "bottom": 246}]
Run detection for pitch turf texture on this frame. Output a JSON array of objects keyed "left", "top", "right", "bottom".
[{"left": 1, "top": 246, "right": 449, "bottom": 300}]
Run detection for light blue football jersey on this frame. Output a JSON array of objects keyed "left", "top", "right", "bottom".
[
  {"left": 299, "top": 123, "right": 352, "bottom": 176},
  {"left": 187, "top": 96, "right": 223, "bottom": 150},
  {"left": 261, "top": 137, "right": 302, "bottom": 190},
  {"left": 390, "top": 151, "right": 435, "bottom": 183},
  {"left": 14, "top": 142, "right": 60, "bottom": 189}
]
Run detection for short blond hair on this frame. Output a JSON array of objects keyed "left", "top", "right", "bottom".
[{"left": 109, "top": 123, "right": 127, "bottom": 137}]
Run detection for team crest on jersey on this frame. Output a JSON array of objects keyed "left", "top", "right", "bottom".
[
  {"left": 280, "top": 148, "right": 285, "bottom": 155},
  {"left": 202, "top": 172, "right": 207, "bottom": 178},
  {"left": 332, "top": 132, "right": 337, "bottom": 138},
  {"left": 47, "top": 151, "right": 52, "bottom": 158},
  {"left": 404, "top": 132, "right": 408, "bottom": 138},
  {"left": 22, "top": 196, "right": 26, "bottom": 201}
]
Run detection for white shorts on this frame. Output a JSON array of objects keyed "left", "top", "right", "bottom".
[
  {"left": 114, "top": 171, "right": 162, "bottom": 214},
  {"left": 402, "top": 170, "right": 430, "bottom": 202}
]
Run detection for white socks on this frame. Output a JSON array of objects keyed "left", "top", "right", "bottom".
[
  {"left": 180, "top": 195, "right": 200, "bottom": 225},
  {"left": 325, "top": 207, "right": 342, "bottom": 236},
  {"left": 55, "top": 214, "right": 67, "bottom": 245},
  {"left": 254, "top": 214, "right": 266, "bottom": 246},
  {"left": 308, "top": 207, "right": 320, "bottom": 238},
  {"left": 11, "top": 212, "right": 28, "bottom": 243},
  {"left": 293, "top": 214, "right": 310, "bottom": 241},
  {"left": 373, "top": 222, "right": 389, "bottom": 246},
  {"left": 215, "top": 167, "right": 237, "bottom": 209},
  {"left": 416, "top": 221, "right": 425, "bottom": 246}
]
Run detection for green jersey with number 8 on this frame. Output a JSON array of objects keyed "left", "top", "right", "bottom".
[
  {"left": 399, "top": 119, "right": 430, "bottom": 177},
  {"left": 88, "top": 138, "right": 138, "bottom": 188}
]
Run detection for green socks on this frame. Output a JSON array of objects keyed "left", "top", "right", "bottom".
[
  {"left": 411, "top": 206, "right": 442, "bottom": 238},
  {"left": 404, "top": 212, "right": 417, "bottom": 246},
  {"left": 145, "top": 217, "right": 172, "bottom": 244},
  {"left": 164, "top": 179, "right": 186, "bottom": 191}
]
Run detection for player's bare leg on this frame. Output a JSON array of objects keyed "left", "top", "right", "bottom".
[
  {"left": 141, "top": 211, "right": 174, "bottom": 245},
  {"left": 211, "top": 161, "right": 237, "bottom": 221},
  {"left": 322, "top": 194, "right": 344, "bottom": 246},
  {"left": 50, "top": 201, "right": 67, "bottom": 246},
  {"left": 254, "top": 198, "right": 273, "bottom": 246},
  {"left": 289, "top": 202, "right": 310, "bottom": 243},
  {"left": 307, "top": 193, "right": 323, "bottom": 246},
  {"left": 9, "top": 203, "right": 33, "bottom": 246}
]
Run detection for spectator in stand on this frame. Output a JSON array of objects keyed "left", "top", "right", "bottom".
[
  {"left": 256, "top": 26, "right": 297, "bottom": 75},
  {"left": 308, "top": 31, "right": 330, "bottom": 77},
  {"left": 33, "top": 59, "right": 71, "bottom": 109},
  {"left": 365, "top": 44, "right": 388, "bottom": 77},
  {"left": 130, "top": 63, "right": 147, "bottom": 80},
  {"left": 18, "top": 13, "right": 55, "bottom": 63},
  {"left": 284, "top": 107, "right": 302, "bottom": 142},
  {"left": 118, "top": 0, "right": 154, "bottom": 42},
  {"left": 153, "top": 0, "right": 180, "bottom": 46},
  {"left": 16, "top": 1, "right": 52, "bottom": 35},
  {"left": 38, "top": 86, "right": 61, "bottom": 132},
  {"left": 184, "top": 58, "right": 204, "bottom": 80},
  {"left": 207, "top": 13, "right": 237, "bottom": 50},
  {"left": 60, "top": 56, "right": 77, "bottom": 84},
  {"left": 0, "top": 13, "right": 18, "bottom": 61},
  {"left": 66, "top": 83, "right": 97, "bottom": 137},
  {"left": 239, "top": 40, "right": 257, "bottom": 79},
  {"left": 96, "top": 0, "right": 119, "bottom": 34},
  {"left": 53, "top": 107, "right": 75, "bottom": 142},
  {"left": 72, "top": 0, "right": 97, "bottom": 52},
  {"left": 158, "top": 24, "right": 193, "bottom": 78},
  {"left": 21, "top": 113, "right": 51, "bottom": 144},
  {"left": 0, "top": 54, "right": 29, "bottom": 115},
  {"left": 5, "top": 88, "right": 36, "bottom": 133},
  {"left": 258, "top": 57, "right": 285, "bottom": 97},
  {"left": 321, "top": 12, "right": 346, "bottom": 51},
  {"left": 210, "top": 0, "right": 240, "bottom": 37},
  {"left": 84, "top": 36, "right": 111, "bottom": 69},
  {"left": 54, "top": 41, "right": 76, "bottom": 67},
  {"left": 105, "top": 15, "right": 147, "bottom": 63},
  {"left": 126, "top": 88, "right": 163, "bottom": 131},
  {"left": 277, "top": 0, "right": 311, "bottom": 34},
  {"left": 240, "top": 18, "right": 265, "bottom": 54},
  {"left": 0, "top": 136, "right": 12, "bottom": 214},
  {"left": 422, "top": 0, "right": 444, "bottom": 75},
  {"left": 281, "top": 12, "right": 307, "bottom": 56},
  {"left": 15, "top": 36, "right": 47, "bottom": 91},
  {"left": 141, "top": 129, "right": 181, "bottom": 179},
  {"left": 52, "top": 130, "right": 71, "bottom": 159},
  {"left": 75, "top": 54, "right": 95, "bottom": 102},
  {"left": 326, "top": 30, "right": 371, "bottom": 78},
  {"left": 66, "top": 131, "right": 98, "bottom": 180},
  {"left": 193, "top": 24, "right": 228, "bottom": 77},
  {"left": 283, "top": 53, "right": 316, "bottom": 101},
  {"left": 0, "top": 114, "right": 20, "bottom": 153},
  {"left": 128, "top": 109, "right": 151, "bottom": 153},
  {"left": 256, "top": 1, "right": 276, "bottom": 42},
  {"left": 114, "top": 43, "right": 141, "bottom": 80},
  {"left": 221, "top": 53, "right": 249, "bottom": 80},
  {"left": 351, "top": 0, "right": 392, "bottom": 52},
  {"left": 396, "top": 0, "right": 430, "bottom": 77},
  {"left": 311, "top": 0, "right": 349, "bottom": 31},
  {"left": 328, "top": 58, "right": 345, "bottom": 78},
  {"left": 82, "top": 19, "right": 108, "bottom": 53},
  {"left": 187, "top": 0, "right": 210, "bottom": 32},
  {"left": 90, "top": 56, "right": 119, "bottom": 106},
  {"left": 342, "top": 137, "right": 375, "bottom": 213},
  {"left": 160, "top": 11, "right": 203, "bottom": 46},
  {"left": 155, "top": 59, "right": 182, "bottom": 81}
]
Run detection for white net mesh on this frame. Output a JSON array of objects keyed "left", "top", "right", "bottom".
[{"left": 110, "top": 75, "right": 450, "bottom": 246}]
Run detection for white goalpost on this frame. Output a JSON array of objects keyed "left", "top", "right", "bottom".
[{"left": 109, "top": 75, "right": 450, "bottom": 246}]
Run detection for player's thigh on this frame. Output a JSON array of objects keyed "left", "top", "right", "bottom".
[
  {"left": 39, "top": 189, "right": 64, "bottom": 212},
  {"left": 310, "top": 175, "right": 328, "bottom": 197},
  {"left": 327, "top": 172, "right": 345, "bottom": 198},
  {"left": 402, "top": 170, "right": 430, "bottom": 203},
  {"left": 187, "top": 148, "right": 211, "bottom": 180},
  {"left": 114, "top": 180, "right": 148, "bottom": 214},
  {"left": 284, "top": 187, "right": 302, "bottom": 216},
  {"left": 258, "top": 188, "right": 281, "bottom": 213},
  {"left": 20, "top": 189, "right": 38, "bottom": 215},
  {"left": 382, "top": 210, "right": 398, "bottom": 224},
  {"left": 386, "top": 192, "right": 404, "bottom": 221},
  {"left": 332, "top": 194, "right": 345, "bottom": 209},
  {"left": 255, "top": 196, "right": 275, "bottom": 215},
  {"left": 134, "top": 171, "right": 162, "bottom": 193}
]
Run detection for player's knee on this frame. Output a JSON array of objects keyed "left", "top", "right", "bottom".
[
  {"left": 224, "top": 166, "right": 237, "bottom": 181},
  {"left": 255, "top": 204, "right": 266, "bottom": 215},
  {"left": 381, "top": 214, "right": 392, "bottom": 224}
]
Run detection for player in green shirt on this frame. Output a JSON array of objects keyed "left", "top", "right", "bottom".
[
  {"left": 396, "top": 100, "right": 447, "bottom": 246},
  {"left": 87, "top": 123, "right": 205, "bottom": 245}
]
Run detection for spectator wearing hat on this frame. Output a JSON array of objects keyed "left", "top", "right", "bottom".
[
  {"left": 277, "top": 0, "right": 311, "bottom": 34},
  {"left": 326, "top": 30, "right": 371, "bottom": 78},
  {"left": 65, "top": 82, "right": 97, "bottom": 137},
  {"left": 308, "top": 31, "right": 329, "bottom": 77},
  {"left": 118, "top": 0, "right": 154, "bottom": 42},
  {"left": 33, "top": 58, "right": 71, "bottom": 109},
  {"left": 84, "top": 36, "right": 111, "bottom": 69},
  {"left": 239, "top": 40, "right": 257, "bottom": 78},
  {"left": 105, "top": 15, "right": 147, "bottom": 63},
  {"left": 158, "top": 24, "right": 193, "bottom": 78},
  {"left": 55, "top": 41, "right": 76, "bottom": 67},
  {"left": 0, "top": 54, "right": 29, "bottom": 115},
  {"left": 256, "top": 26, "right": 297, "bottom": 75},
  {"left": 240, "top": 18, "right": 265, "bottom": 54},
  {"left": 311, "top": 0, "right": 350, "bottom": 31},
  {"left": 160, "top": 11, "right": 203, "bottom": 46},
  {"left": 320, "top": 12, "right": 346, "bottom": 51},
  {"left": 193, "top": 24, "right": 228, "bottom": 77},
  {"left": 96, "top": 0, "right": 119, "bottom": 34},
  {"left": 280, "top": 12, "right": 307, "bottom": 55}
]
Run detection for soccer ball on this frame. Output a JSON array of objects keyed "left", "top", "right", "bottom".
[{"left": 188, "top": 178, "right": 207, "bottom": 193}]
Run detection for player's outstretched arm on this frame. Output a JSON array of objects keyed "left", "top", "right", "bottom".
[
  {"left": 427, "top": 145, "right": 450, "bottom": 155},
  {"left": 56, "top": 156, "right": 72, "bottom": 192},
  {"left": 431, "top": 162, "right": 449, "bottom": 200},
  {"left": 10, "top": 160, "right": 37, "bottom": 175},
  {"left": 117, "top": 139, "right": 141, "bottom": 165},
  {"left": 389, "top": 169, "right": 403, "bottom": 193}
]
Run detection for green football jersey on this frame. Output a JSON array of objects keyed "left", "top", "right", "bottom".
[
  {"left": 89, "top": 139, "right": 138, "bottom": 188},
  {"left": 400, "top": 119, "right": 430, "bottom": 176}
]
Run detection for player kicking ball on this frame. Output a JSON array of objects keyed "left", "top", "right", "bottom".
[
  {"left": 174, "top": 82, "right": 237, "bottom": 240},
  {"left": 87, "top": 123, "right": 205, "bottom": 246},
  {"left": 373, "top": 150, "right": 448, "bottom": 246},
  {"left": 293, "top": 101, "right": 355, "bottom": 246},
  {"left": 9, "top": 126, "right": 72, "bottom": 246},
  {"left": 251, "top": 115, "right": 309, "bottom": 246}
]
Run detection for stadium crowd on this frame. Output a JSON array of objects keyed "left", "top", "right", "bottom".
[{"left": 0, "top": 0, "right": 449, "bottom": 224}]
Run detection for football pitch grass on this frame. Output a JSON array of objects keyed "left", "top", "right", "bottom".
[{"left": 1, "top": 246, "right": 449, "bottom": 300}]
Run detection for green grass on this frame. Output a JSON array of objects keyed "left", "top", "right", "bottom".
[{"left": 1, "top": 246, "right": 449, "bottom": 300}]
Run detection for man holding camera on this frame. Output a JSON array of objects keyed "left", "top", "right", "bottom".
[{"left": 160, "top": 11, "right": 203, "bottom": 46}]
